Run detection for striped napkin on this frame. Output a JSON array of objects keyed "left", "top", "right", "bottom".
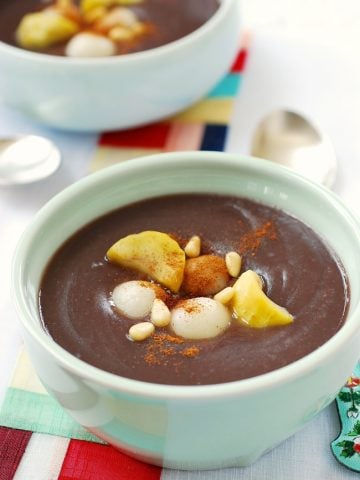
[{"left": 0, "top": 48, "right": 247, "bottom": 480}]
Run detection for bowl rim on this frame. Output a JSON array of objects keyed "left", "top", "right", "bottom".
[
  {"left": 11, "top": 151, "right": 360, "bottom": 400},
  {"left": 0, "top": 0, "right": 236, "bottom": 65}
]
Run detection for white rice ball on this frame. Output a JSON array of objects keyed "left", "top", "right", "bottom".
[
  {"left": 66, "top": 32, "right": 116, "bottom": 57},
  {"left": 170, "top": 297, "right": 231, "bottom": 340},
  {"left": 112, "top": 281, "right": 156, "bottom": 320}
]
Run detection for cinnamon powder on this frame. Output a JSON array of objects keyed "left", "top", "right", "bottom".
[
  {"left": 239, "top": 221, "right": 277, "bottom": 255},
  {"left": 144, "top": 332, "right": 200, "bottom": 366},
  {"left": 181, "top": 346, "right": 200, "bottom": 358}
]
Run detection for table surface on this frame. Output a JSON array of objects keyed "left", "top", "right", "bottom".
[{"left": 1, "top": 2, "right": 360, "bottom": 478}]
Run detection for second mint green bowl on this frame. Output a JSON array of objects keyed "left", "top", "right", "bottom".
[
  {"left": 11, "top": 151, "right": 360, "bottom": 469},
  {"left": 0, "top": 0, "right": 240, "bottom": 131}
]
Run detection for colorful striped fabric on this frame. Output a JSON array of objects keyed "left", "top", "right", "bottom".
[
  {"left": 0, "top": 48, "right": 247, "bottom": 479},
  {"left": 0, "top": 426, "right": 162, "bottom": 479}
]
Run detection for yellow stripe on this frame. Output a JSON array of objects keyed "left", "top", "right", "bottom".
[
  {"left": 10, "top": 348, "right": 47, "bottom": 394},
  {"left": 90, "top": 147, "right": 163, "bottom": 172},
  {"left": 170, "top": 98, "right": 234, "bottom": 124}
]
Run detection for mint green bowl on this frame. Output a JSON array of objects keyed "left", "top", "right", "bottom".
[
  {"left": 0, "top": 0, "right": 239, "bottom": 131},
  {"left": 11, "top": 152, "right": 360, "bottom": 469}
]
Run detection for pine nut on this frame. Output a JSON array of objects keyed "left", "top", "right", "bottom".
[
  {"left": 214, "top": 286, "right": 235, "bottom": 304},
  {"left": 150, "top": 298, "right": 171, "bottom": 327},
  {"left": 109, "top": 26, "right": 134, "bottom": 41},
  {"left": 225, "top": 251, "right": 242, "bottom": 277},
  {"left": 130, "top": 22, "right": 146, "bottom": 34},
  {"left": 97, "top": 7, "right": 138, "bottom": 30},
  {"left": 184, "top": 235, "right": 201, "bottom": 258},
  {"left": 128, "top": 322, "right": 154, "bottom": 341}
]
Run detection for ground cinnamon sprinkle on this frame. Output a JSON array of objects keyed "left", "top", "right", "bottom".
[
  {"left": 182, "top": 255, "right": 228, "bottom": 296},
  {"left": 181, "top": 346, "right": 200, "bottom": 358},
  {"left": 144, "top": 332, "right": 200, "bottom": 366},
  {"left": 239, "top": 221, "right": 277, "bottom": 255},
  {"left": 175, "top": 299, "right": 202, "bottom": 314}
]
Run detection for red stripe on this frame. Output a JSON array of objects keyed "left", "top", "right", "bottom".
[
  {"left": 59, "top": 439, "right": 162, "bottom": 480},
  {"left": 0, "top": 427, "right": 32, "bottom": 479},
  {"left": 231, "top": 49, "right": 248, "bottom": 73},
  {"left": 99, "top": 123, "right": 171, "bottom": 149}
]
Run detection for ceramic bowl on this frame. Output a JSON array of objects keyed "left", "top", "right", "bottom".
[
  {"left": 0, "top": 0, "right": 240, "bottom": 132},
  {"left": 11, "top": 152, "right": 360, "bottom": 470}
]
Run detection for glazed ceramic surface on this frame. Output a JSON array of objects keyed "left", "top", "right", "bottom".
[
  {"left": 12, "top": 152, "right": 360, "bottom": 469},
  {"left": 0, "top": 0, "right": 240, "bottom": 132}
]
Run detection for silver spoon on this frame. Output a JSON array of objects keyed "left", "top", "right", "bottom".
[
  {"left": 0, "top": 135, "right": 61, "bottom": 186},
  {"left": 251, "top": 110, "right": 337, "bottom": 188}
]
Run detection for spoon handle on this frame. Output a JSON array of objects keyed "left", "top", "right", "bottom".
[{"left": 331, "top": 361, "right": 360, "bottom": 471}]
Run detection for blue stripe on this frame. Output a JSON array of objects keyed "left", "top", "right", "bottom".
[
  {"left": 200, "top": 125, "right": 228, "bottom": 151},
  {"left": 208, "top": 74, "right": 242, "bottom": 98}
]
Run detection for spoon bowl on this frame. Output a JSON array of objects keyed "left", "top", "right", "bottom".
[
  {"left": 0, "top": 135, "right": 61, "bottom": 186},
  {"left": 251, "top": 110, "right": 337, "bottom": 188}
]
